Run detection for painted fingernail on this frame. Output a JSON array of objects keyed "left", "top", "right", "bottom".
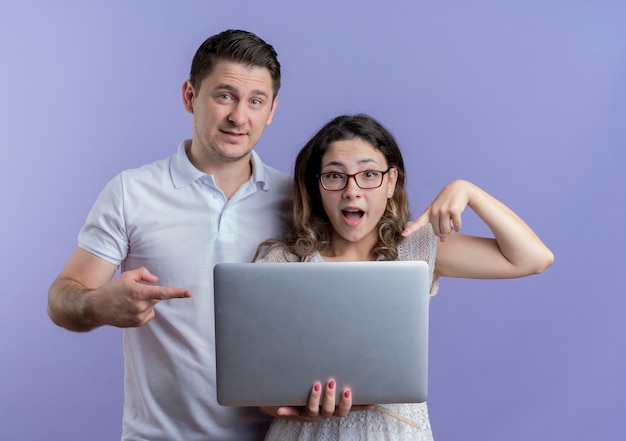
[
  {"left": 328, "top": 380, "right": 335, "bottom": 390},
  {"left": 314, "top": 383, "right": 321, "bottom": 392},
  {"left": 344, "top": 390, "right": 350, "bottom": 399}
]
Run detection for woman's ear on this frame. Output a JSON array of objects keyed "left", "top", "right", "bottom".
[{"left": 387, "top": 167, "right": 399, "bottom": 198}]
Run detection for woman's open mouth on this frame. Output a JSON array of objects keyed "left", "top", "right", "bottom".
[{"left": 342, "top": 209, "right": 364, "bottom": 226}]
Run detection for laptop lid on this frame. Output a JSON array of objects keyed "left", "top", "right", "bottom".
[{"left": 213, "top": 260, "right": 430, "bottom": 406}]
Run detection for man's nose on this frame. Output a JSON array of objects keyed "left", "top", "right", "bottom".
[{"left": 228, "top": 102, "right": 247, "bottom": 126}]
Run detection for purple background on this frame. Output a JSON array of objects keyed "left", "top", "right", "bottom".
[{"left": 1, "top": 1, "right": 624, "bottom": 440}]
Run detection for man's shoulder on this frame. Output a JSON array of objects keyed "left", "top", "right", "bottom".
[
  {"left": 105, "top": 155, "right": 175, "bottom": 191},
  {"left": 124, "top": 141, "right": 185, "bottom": 179},
  {"left": 255, "top": 162, "right": 292, "bottom": 198},
  {"left": 122, "top": 155, "right": 172, "bottom": 177},
  {"left": 252, "top": 150, "right": 291, "bottom": 186},
  {"left": 265, "top": 165, "right": 291, "bottom": 184}
]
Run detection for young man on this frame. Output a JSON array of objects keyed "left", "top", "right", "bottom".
[
  {"left": 48, "top": 29, "right": 430, "bottom": 440},
  {"left": 48, "top": 30, "right": 290, "bottom": 440}
]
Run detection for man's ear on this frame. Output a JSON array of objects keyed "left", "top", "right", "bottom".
[
  {"left": 182, "top": 80, "right": 195, "bottom": 114},
  {"left": 266, "top": 96, "right": 278, "bottom": 126}
]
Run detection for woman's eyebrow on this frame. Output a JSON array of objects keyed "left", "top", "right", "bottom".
[{"left": 321, "top": 158, "right": 380, "bottom": 169}]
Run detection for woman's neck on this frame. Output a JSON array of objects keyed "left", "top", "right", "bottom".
[{"left": 320, "top": 233, "right": 377, "bottom": 262}]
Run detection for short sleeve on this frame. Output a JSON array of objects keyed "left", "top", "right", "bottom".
[
  {"left": 397, "top": 223, "right": 439, "bottom": 296},
  {"left": 77, "top": 173, "right": 129, "bottom": 266}
]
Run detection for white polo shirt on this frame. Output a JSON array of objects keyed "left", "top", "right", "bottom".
[{"left": 78, "top": 140, "right": 291, "bottom": 441}]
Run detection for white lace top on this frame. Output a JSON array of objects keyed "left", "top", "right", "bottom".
[{"left": 259, "top": 224, "right": 438, "bottom": 441}]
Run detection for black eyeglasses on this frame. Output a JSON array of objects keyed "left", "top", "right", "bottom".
[{"left": 317, "top": 167, "right": 392, "bottom": 191}]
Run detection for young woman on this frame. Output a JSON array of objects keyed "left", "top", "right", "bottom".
[{"left": 255, "top": 114, "right": 554, "bottom": 440}]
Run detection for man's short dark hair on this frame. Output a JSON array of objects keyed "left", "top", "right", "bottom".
[{"left": 190, "top": 29, "right": 281, "bottom": 97}]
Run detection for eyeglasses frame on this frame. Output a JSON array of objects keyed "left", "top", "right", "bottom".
[{"left": 317, "top": 167, "right": 393, "bottom": 191}]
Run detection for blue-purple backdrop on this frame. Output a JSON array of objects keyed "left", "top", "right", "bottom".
[{"left": 1, "top": 1, "right": 624, "bottom": 440}]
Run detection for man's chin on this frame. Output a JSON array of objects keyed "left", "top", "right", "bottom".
[{"left": 217, "top": 148, "right": 254, "bottom": 163}]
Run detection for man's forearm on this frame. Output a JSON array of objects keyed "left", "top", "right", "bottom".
[{"left": 48, "top": 279, "right": 100, "bottom": 332}]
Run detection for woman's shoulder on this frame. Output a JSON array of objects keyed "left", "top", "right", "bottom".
[
  {"left": 399, "top": 223, "right": 440, "bottom": 296},
  {"left": 398, "top": 223, "right": 438, "bottom": 261},
  {"left": 256, "top": 244, "right": 301, "bottom": 263},
  {"left": 401, "top": 223, "right": 436, "bottom": 246}
]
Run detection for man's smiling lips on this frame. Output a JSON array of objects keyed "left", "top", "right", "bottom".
[{"left": 220, "top": 128, "right": 247, "bottom": 140}]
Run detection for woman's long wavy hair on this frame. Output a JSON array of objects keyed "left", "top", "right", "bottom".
[{"left": 257, "top": 114, "right": 410, "bottom": 261}]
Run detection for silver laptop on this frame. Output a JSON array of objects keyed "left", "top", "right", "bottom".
[{"left": 213, "top": 260, "right": 430, "bottom": 406}]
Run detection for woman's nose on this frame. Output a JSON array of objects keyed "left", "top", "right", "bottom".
[{"left": 342, "top": 176, "right": 362, "bottom": 198}]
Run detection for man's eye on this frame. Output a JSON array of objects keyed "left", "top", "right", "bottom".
[{"left": 251, "top": 98, "right": 261, "bottom": 105}]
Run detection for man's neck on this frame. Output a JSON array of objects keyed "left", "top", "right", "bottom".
[
  {"left": 213, "top": 159, "right": 253, "bottom": 200},
  {"left": 186, "top": 144, "right": 254, "bottom": 200}
]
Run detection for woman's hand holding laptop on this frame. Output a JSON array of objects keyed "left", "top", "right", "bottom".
[{"left": 260, "top": 379, "right": 375, "bottom": 422}]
